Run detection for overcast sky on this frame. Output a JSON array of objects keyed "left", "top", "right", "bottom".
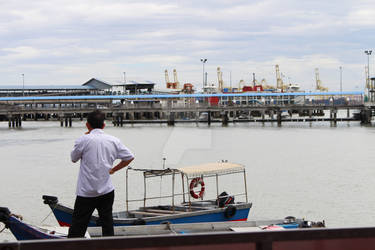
[{"left": 0, "top": 0, "right": 374, "bottom": 91}]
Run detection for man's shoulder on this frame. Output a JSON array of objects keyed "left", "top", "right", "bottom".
[{"left": 101, "top": 132, "right": 121, "bottom": 142}]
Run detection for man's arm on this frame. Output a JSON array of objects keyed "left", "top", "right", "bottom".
[
  {"left": 71, "top": 137, "right": 85, "bottom": 163},
  {"left": 109, "top": 158, "right": 134, "bottom": 175}
]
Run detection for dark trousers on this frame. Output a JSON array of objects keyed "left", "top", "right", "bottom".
[{"left": 68, "top": 190, "right": 114, "bottom": 238}]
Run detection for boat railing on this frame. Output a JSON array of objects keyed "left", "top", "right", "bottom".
[
  {"left": 125, "top": 164, "right": 249, "bottom": 213},
  {"left": 126, "top": 193, "right": 185, "bottom": 203}
]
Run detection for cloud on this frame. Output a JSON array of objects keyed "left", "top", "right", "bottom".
[{"left": 0, "top": 0, "right": 372, "bottom": 91}]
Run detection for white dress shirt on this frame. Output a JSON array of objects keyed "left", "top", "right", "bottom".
[{"left": 71, "top": 129, "right": 134, "bottom": 197}]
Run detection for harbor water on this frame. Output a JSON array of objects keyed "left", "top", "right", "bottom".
[{"left": 1, "top": 120, "right": 375, "bottom": 241}]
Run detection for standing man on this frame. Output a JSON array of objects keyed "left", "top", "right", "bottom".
[{"left": 68, "top": 110, "right": 134, "bottom": 238}]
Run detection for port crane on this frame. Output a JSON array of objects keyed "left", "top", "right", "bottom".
[
  {"left": 165, "top": 69, "right": 179, "bottom": 89},
  {"left": 217, "top": 67, "right": 224, "bottom": 92},
  {"left": 165, "top": 69, "right": 194, "bottom": 93},
  {"left": 315, "top": 68, "right": 328, "bottom": 91},
  {"left": 275, "top": 65, "right": 287, "bottom": 91},
  {"left": 173, "top": 69, "right": 180, "bottom": 89}
]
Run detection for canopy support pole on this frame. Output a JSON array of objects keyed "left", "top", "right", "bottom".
[
  {"left": 243, "top": 169, "right": 248, "bottom": 203},
  {"left": 143, "top": 172, "right": 147, "bottom": 208},
  {"left": 172, "top": 171, "right": 175, "bottom": 211},
  {"left": 181, "top": 173, "right": 186, "bottom": 203},
  {"left": 126, "top": 168, "right": 129, "bottom": 213}
]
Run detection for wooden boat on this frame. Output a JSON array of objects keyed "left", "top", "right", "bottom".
[
  {"left": 0, "top": 207, "right": 65, "bottom": 240},
  {"left": 0, "top": 207, "right": 325, "bottom": 240},
  {"left": 43, "top": 162, "right": 253, "bottom": 227}
]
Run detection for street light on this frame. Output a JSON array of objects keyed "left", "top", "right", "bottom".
[
  {"left": 365, "top": 50, "right": 372, "bottom": 85},
  {"left": 21, "top": 73, "right": 24, "bottom": 96},
  {"left": 200, "top": 58, "right": 207, "bottom": 90}
]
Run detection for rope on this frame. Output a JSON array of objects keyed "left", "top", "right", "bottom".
[{"left": 40, "top": 203, "right": 57, "bottom": 224}]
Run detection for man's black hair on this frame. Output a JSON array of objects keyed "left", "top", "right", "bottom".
[{"left": 87, "top": 110, "right": 105, "bottom": 129}]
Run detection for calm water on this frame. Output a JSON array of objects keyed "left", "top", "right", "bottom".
[{"left": 1, "top": 120, "right": 375, "bottom": 241}]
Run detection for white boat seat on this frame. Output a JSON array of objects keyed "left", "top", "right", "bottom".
[
  {"left": 129, "top": 211, "right": 164, "bottom": 217},
  {"left": 145, "top": 209, "right": 185, "bottom": 214}
]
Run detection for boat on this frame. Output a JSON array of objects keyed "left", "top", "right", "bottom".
[
  {"left": 43, "top": 162, "right": 253, "bottom": 227},
  {"left": 0, "top": 207, "right": 65, "bottom": 240},
  {"left": 0, "top": 207, "right": 325, "bottom": 240}
]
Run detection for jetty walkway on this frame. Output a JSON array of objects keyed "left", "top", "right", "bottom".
[{"left": 0, "top": 91, "right": 372, "bottom": 127}]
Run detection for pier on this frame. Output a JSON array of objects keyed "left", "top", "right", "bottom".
[{"left": 0, "top": 91, "right": 371, "bottom": 127}]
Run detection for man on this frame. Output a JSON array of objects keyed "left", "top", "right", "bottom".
[{"left": 68, "top": 110, "right": 134, "bottom": 238}]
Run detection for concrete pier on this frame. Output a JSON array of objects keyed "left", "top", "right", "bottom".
[{"left": 0, "top": 92, "right": 370, "bottom": 127}]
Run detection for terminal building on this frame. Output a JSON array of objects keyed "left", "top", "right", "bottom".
[{"left": 0, "top": 78, "right": 156, "bottom": 96}]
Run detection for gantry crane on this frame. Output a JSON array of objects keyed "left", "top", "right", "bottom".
[
  {"left": 173, "top": 69, "right": 180, "bottom": 89},
  {"left": 315, "top": 68, "right": 328, "bottom": 91},
  {"left": 217, "top": 67, "right": 224, "bottom": 91},
  {"left": 275, "top": 65, "right": 287, "bottom": 91},
  {"left": 165, "top": 69, "right": 179, "bottom": 89}
]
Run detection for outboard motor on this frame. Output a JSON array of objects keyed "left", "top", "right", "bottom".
[
  {"left": 0, "top": 207, "right": 11, "bottom": 227},
  {"left": 217, "top": 191, "right": 235, "bottom": 208},
  {"left": 42, "top": 195, "right": 58, "bottom": 205}
]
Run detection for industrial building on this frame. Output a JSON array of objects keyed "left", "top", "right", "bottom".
[{"left": 0, "top": 78, "right": 155, "bottom": 97}]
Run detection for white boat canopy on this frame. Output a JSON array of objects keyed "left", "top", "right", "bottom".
[{"left": 178, "top": 162, "right": 245, "bottom": 178}]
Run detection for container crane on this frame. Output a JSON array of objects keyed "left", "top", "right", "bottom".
[
  {"left": 315, "top": 68, "right": 328, "bottom": 91},
  {"left": 275, "top": 65, "right": 287, "bottom": 90},
  {"left": 165, "top": 69, "right": 178, "bottom": 89},
  {"left": 173, "top": 69, "right": 180, "bottom": 89},
  {"left": 217, "top": 67, "right": 224, "bottom": 92}
]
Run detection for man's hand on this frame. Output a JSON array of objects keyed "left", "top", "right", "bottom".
[{"left": 109, "top": 158, "right": 134, "bottom": 175}]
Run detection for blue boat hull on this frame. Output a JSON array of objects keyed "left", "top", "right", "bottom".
[
  {"left": 6, "top": 216, "right": 63, "bottom": 240},
  {"left": 53, "top": 206, "right": 251, "bottom": 227},
  {"left": 42, "top": 195, "right": 252, "bottom": 227}
]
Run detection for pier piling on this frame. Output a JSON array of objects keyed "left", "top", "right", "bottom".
[
  {"left": 168, "top": 112, "right": 175, "bottom": 126},
  {"left": 277, "top": 111, "right": 282, "bottom": 126},
  {"left": 222, "top": 112, "right": 229, "bottom": 126}
]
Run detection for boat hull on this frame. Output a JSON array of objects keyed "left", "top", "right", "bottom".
[
  {"left": 45, "top": 200, "right": 252, "bottom": 227},
  {"left": 6, "top": 216, "right": 63, "bottom": 240}
]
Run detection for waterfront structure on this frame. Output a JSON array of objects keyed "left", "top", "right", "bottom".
[
  {"left": 0, "top": 91, "right": 369, "bottom": 128},
  {"left": 0, "top": 78, "right": 155, "bottom": 97}
]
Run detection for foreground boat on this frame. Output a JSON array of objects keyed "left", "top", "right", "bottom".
[
  {"left": 0, "top": 207, "right": 65, "bottom": 240},
  {"left": 43, "top": 162, "right": 252, "bottom": 227},
  {"left": 0, "top": 207, "right": 325, "bottom": 240}
]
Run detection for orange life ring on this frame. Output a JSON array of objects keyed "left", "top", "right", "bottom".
[{"left": 189, "top": 177, "right": 205, "bottom": 199}]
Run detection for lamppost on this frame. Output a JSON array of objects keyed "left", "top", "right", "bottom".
[
  {"left": 21, "top": 73, "right": 24, "bottom": 96},
  {"left": 200, "top": 58, "right": 207, "bottom": 90},
  {"left": 365, "top": 50, "right": 372, "bottom": 85},
  {"left": 365, "top": 50, "right": 372, "bottom": 101}
]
